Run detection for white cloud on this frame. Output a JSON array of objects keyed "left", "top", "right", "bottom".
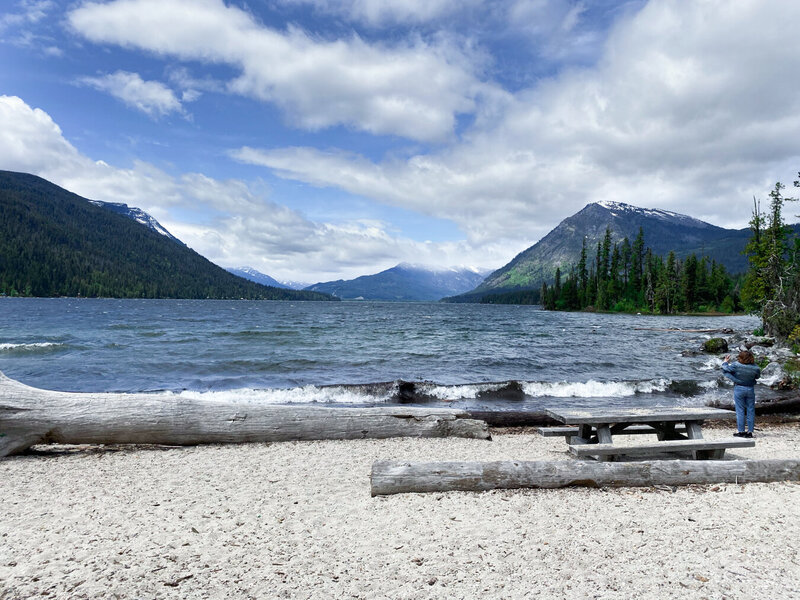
[
  {"left": 506, "top": 0, "right": 602, "bottom": 63},
  {"left": 509, "top": 0, "right": 586, "bottom": 36},
  {"left": 0, "top": 95, "right": 511, "bottom": 281},
  {"left": 233, "top": 0, "right": 800, "bottom": 243},
  {"left": 0, "top": 0, "right": 55, "bottom": 30},
  {"left": 78, "top": 71, "right": 186, "bottom": 118},
  {"left": 0, "top": 0, "right": 62, "bottom": 53},
  {"left": 0, "top": 95, "right": 82, "bottom": 175},
  {"left": 67, "top": 0, "right": 487, "bottom": 142},
  {"left": 280, "top": 0, "right": 476, "bottom": 26}
]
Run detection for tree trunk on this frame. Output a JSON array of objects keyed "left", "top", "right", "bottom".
[
  {"left": 370, "top": 458, "right": 800, "bottom": 496},
  {"left": 0, "top": 371, "right": 489, "bottom": 458}
]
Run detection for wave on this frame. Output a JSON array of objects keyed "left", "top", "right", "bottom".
[
  {"left": 0, "top": 342, "right": 68, "bottom": 354},
  {"left": 154, "top": 376, "right": 718, "bottom": 406},
  {"left": 165, "top": 384, "right": 394, "bottom": 405},
  {"left": 521, "top": 378, "right": 672, "bottom": 397}
]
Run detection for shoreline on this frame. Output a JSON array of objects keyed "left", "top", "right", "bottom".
[{"left": 2, "top": 423, "right": 799, "bottom": 599}]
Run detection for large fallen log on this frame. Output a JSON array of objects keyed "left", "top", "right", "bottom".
[
  {"left": 370, "top": 458, "right": 800, "bottom": 496},
  {"left": 463, "top": 409, "right": 558, "bottom": 427},
  {"left": 707, "top": 395, "right": 800, "bottom": 415},
  {"left": 633, "top": 327, "right": 735, "bottom": 333},
  {"left": 0, "top": 371, "right": 489, "bottom": 458}
]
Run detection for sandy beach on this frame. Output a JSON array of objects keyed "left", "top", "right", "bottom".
[{"left": 2, "top": 422, "right": 800, "bottom": 600}]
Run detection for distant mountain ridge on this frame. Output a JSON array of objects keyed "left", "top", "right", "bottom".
[
  {"left": 0, "top": 170, "right": 335, "bottom": 301},
  {"left": 305, "top": 263, "right": 491, "bottom": 301},
  {"left": 226, "top": 266, "right": 290, "bottom": 289},
  {"left": 226, "top": 267, "right": 311, "bottom": 290},
  {"left": 450, "top": 200, "right": 782, "bottom": 301}
]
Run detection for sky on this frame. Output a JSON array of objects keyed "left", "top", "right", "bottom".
[{"left": 2, "top": 0, "right": 800, "bottom": 284}]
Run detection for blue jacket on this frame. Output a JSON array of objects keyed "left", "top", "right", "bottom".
[{"left": 721, "top": 361, "right": 761, "bottom": 387}]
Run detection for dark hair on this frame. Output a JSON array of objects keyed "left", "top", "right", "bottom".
[{"left": 737, "top": 350, "right": 755, "bottom": 365}]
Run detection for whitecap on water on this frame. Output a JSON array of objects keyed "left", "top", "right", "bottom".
[
  {"left": 0, "top": 342, "right": 66, "bottom": 353},
  {"left": 162, "top": 385, "right": 392, "bottom": 405},
  {"left": 521, "top": 378, "right": 671, "bottom": 397}
]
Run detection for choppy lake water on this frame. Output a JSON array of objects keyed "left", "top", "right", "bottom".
[{"left": 0, "top": 298, "right": 760, "bottom": 412}]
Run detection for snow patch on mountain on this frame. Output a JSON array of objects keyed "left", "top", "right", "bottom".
[
  {"left": 593, "top": 201, "right": 708, "bottom": 226},
  {"left": 226, "top": 267, "right": 291, "bottom": 289},
  {"left": 397, "top": 262, "right": 491, "bottom": 275},
  {"left": 90, "top": 200, "right": 184, "bottom": 245}
]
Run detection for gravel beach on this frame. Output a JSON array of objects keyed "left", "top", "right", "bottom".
[{"left": 2, "top": 422, "right": 800, "bottom": 599}]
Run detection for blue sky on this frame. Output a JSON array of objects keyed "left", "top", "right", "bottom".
[{"left": 2, "top": 0, "right": 800, "bottom": 283}]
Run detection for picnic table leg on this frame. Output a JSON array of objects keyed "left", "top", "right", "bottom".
[
  {"left": 685, "top": 420, "right": 722, "bottom": 459},
  {"left": 576, "top": 424, "right": 594, "bottom": 443},
  {"left": 595, "top": 423, "right": 614, "bottom": 462},
  {"left": 566, "top": 424, "right": 593, "bottom": 446},
  {"left": 685, "top": 420, "right": 703, "bottom": 439},
  {"left": 656, "top": 422, "right": 684, "bottom": 441}
]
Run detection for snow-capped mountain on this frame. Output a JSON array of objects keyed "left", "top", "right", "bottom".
[
  {"left": 594, "top": 201, "right": 712, "bottom": 226},
  {"left": 459, "top": 200, "right": 760, "bottom": 299},
  {"left": 89, "top": 200, "right": 184, "bottom": 245},
  {"left": 225, "top": 267, "right": 291, "bottom": 289},
  {"left": 225, "top": 267, "right": 312, "bottom": 290},
  {"left": 277, "top": 279, "right": 313, "bottom": 290},
  {"left": 305, "top": 263, "right": 492, "bottom": 301}
]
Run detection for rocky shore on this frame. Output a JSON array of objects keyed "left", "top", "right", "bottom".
[{"left": 695, "top": 330, "right": 800, "bottom": 414}]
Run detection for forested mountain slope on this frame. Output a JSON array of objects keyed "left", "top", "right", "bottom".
[{"left": 0, "top": 170, "right": 334, "bottom": 301}]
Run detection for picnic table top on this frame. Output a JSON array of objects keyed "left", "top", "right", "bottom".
[{"left": 544, "top": 406, "right": 735, "bottom": 425}]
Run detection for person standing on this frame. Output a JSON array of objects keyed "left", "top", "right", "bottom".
[{"left": 721, "top": 350, "right": 761, "bottom": 438}]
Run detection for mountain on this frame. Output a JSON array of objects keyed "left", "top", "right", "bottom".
[
  {"left": 304, "top": 263, "right": 491, "bottom": 301},
  {"left": 448, "top": 200, "right": 777, "bottom": 302},
  {"left": 226, "top": 266, "right": 291, "bottom": 289},
  {"left": 226, "top": 267, "right": 311, "bottom": 290},
  {"left": 0, "top": 170, "right": 336, "bottom": 301},
  {"left": 279, "top": 279, "right": 313, "bottom": 290},
  {"left": 89, "top": 200, "right": 184, "bottom": 245}
]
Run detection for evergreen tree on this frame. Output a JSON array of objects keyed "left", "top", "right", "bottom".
[
  {"left": 631, "top": 227, "right": 645, "bottom": 290},
  {"left": 577, "top": 238, "right": 588, "bottom": 305},
  {"left": 743, "top": 180, "right": 798, "bottom": 337},
  {"left": 620, "top": 237, "right": 631, "bottom": 289},
  {"left": 682, "top": 254, "right": 699, "bottom": 311},
  {"left": 600, "top": 227, "right": 612, "bottom": 281}
]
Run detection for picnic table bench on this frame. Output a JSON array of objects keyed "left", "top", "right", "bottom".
[{"left": 543, "top": 406, "right": 754, "bottom": 461}]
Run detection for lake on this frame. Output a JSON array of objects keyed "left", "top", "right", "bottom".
[{"left": 0, "top": 298, "right": 759, "bottom": 411}]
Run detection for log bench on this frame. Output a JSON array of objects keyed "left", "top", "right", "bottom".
[{"left": 568, "top": 437, "right": 755, "bottom": 460}]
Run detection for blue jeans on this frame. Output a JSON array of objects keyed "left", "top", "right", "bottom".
[{"left": 733, "top": 385, "right": 756, "bottom": 433}]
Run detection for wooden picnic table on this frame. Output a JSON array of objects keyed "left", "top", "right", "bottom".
[{"left": 543, "top": 406, "right": 754, "bottom": 461}]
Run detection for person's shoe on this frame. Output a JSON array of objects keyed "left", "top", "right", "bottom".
[
  {"left": 733, "top": 431, "right": 746, "bottom": 437},
  {"left": 744, "top": 432, "right": 754, "bottom": 438}
]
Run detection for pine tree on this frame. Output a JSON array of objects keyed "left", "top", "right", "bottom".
[
  {"left": 577, "top": 238, "right": 588, "bottom": 305},
  {"left": 631, "top": 227, "right": 645, "bottom": 291},
  {"left": 743, "top": 181, "right": 797, "bottom": 337}
]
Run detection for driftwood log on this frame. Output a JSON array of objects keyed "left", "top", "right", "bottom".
[
  {"left": 370, "top": 459, "right": 800, "bottom": 496},
  {"left": 707, "top": 396, "right": 800, "bottom": 415},
  {"left": 633, "top": 327, "right": 735, "bottom": 333},
  {"left": 463, "top": 409, "right": 559, "bottom": 427},
  {"left": 0, "top": 371, "right": 490, "bottom": 458}
]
